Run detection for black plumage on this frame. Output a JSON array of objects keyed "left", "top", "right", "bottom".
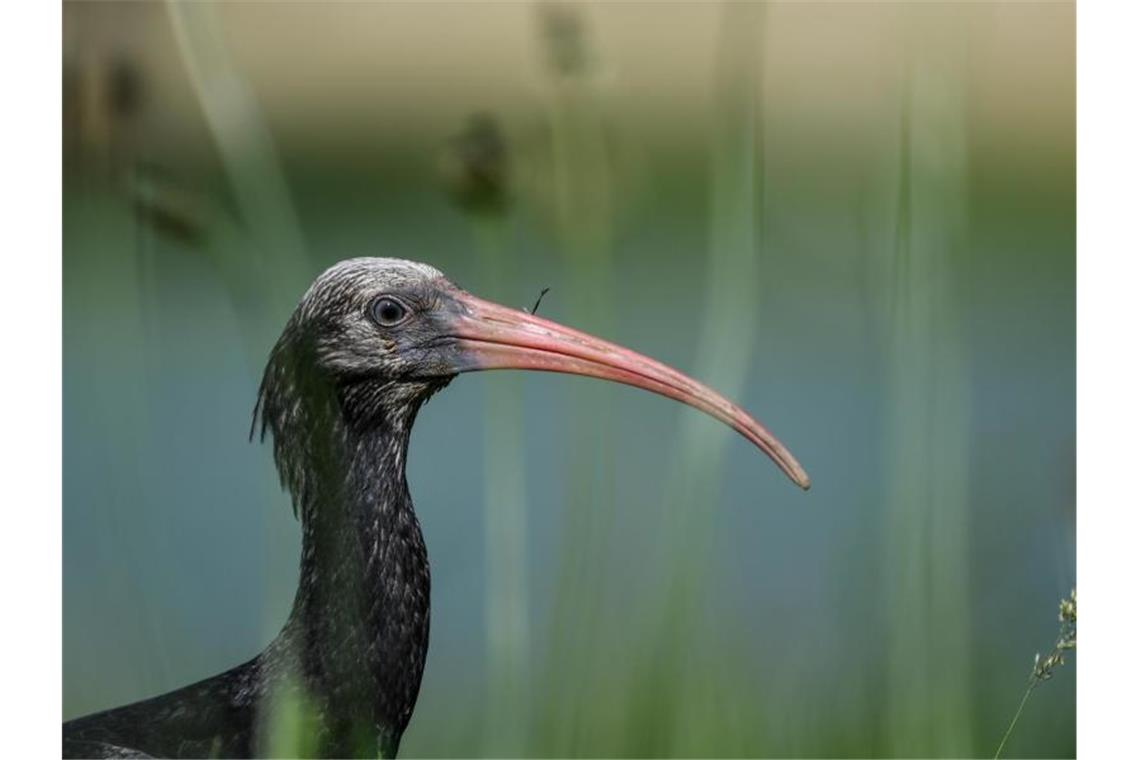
[{"left": 64, "top": 258, "right": 809, "bottom": 758}]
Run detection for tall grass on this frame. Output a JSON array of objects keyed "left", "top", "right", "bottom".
[
  {"left": 533, "top": 4, "right": 620, "bottom": 753},
  {"left": 165, "top": 0, "right": 311, "bottom": 327},
  {"left": 472, "top": 215, "right": 533, "bottom": 756},
  {"left": 627, "top": 2, "right": 768, "bottom": 754},
  {"left": 882, "top": 9, "right": 974, "bottom": 754},
  {"left": 164, "top": 4, "right": 318, "bottom": 750}
]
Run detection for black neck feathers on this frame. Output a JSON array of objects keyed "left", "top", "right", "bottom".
[{"left": 252, "top": 334, "right": 438, "bottom": 757}]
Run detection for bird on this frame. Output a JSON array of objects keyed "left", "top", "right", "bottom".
[{"left": 63, "top": 257, "right": 810, "bottom": 759}]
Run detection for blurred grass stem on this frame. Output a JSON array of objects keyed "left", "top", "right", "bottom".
[
  {"left": 882, "top": 9, "right": 973, "bottom": 753},
  {"left": 164, "top": 0, "right": 316, "bottom": 724},
  {"left": 532, "top": 4, "right": 624, "bottom": 751},
  {"left": 634, "top": 2, "right": 767, "bottom": 753},
  {"left": 472, "top": 216, "right": 532, "bottom": 756}
]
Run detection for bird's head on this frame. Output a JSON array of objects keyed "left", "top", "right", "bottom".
[{"left": 255, "top": 257, "right": 809, "bottom": 491}]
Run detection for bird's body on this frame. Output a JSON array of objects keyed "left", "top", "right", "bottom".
[
  {"left": 66, "top": 315, "right": 435, "bottom": 758},
  {"left": 64, "top": 258, "right": 808, "bottom": 758},
  {"left": 63, "top": 656, "right": 262, "bottom": 758}
]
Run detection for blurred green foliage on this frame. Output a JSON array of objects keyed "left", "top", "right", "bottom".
[{"left": 63, "top": 2, "right": 1074, "bottom": 757}]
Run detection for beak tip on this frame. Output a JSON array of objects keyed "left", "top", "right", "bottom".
[{"left": 455, "top": 291, "right": 813, "bottom": 493}]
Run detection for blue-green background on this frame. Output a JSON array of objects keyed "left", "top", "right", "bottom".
[{"left": 63, "top": 2, "right": 1074, "bottom": 757}]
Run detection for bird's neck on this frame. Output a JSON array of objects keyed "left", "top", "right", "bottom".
[{"left": 273, "top": 389, "right": 432, "bottom": 755}]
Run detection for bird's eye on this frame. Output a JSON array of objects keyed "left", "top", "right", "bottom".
[{"left": 370, "top": 296, "right": 410, "bottom": 327}]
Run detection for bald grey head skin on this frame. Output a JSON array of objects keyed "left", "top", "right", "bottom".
[{"left": 63, "top": 257, "right": 808, "bottom": 759}]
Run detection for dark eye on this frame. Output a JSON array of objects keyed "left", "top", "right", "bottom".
[{"left": 370, "top": 296, "right": 409, "bottom": 327}]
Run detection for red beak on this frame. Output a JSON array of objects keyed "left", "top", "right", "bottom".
[{"left": 447, "top": 291, "right": 811, "bottom": 490}]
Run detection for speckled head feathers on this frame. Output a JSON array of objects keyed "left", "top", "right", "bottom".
[
  {"left": 252, "top": 258, "right": 464, "bottom": 508},
  {"left": 295, "top": 258, "right": 446, "bottom": 324}
]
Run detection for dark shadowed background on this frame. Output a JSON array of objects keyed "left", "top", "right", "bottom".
[{"left": 63, "top": 2, "right": 1075, "bottom": 757}]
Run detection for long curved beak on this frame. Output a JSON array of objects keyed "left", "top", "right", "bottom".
[{"left": 447, "top": 290, "right": 810, "bottom": 490}]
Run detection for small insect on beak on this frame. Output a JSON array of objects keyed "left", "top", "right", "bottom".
[{"left": 445, "top": 290, "right": 811, "bottom": 490}]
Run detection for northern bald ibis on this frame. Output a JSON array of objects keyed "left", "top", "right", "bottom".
[{"left": 63, "top": 258, "right": 809, "bottom": 758}]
